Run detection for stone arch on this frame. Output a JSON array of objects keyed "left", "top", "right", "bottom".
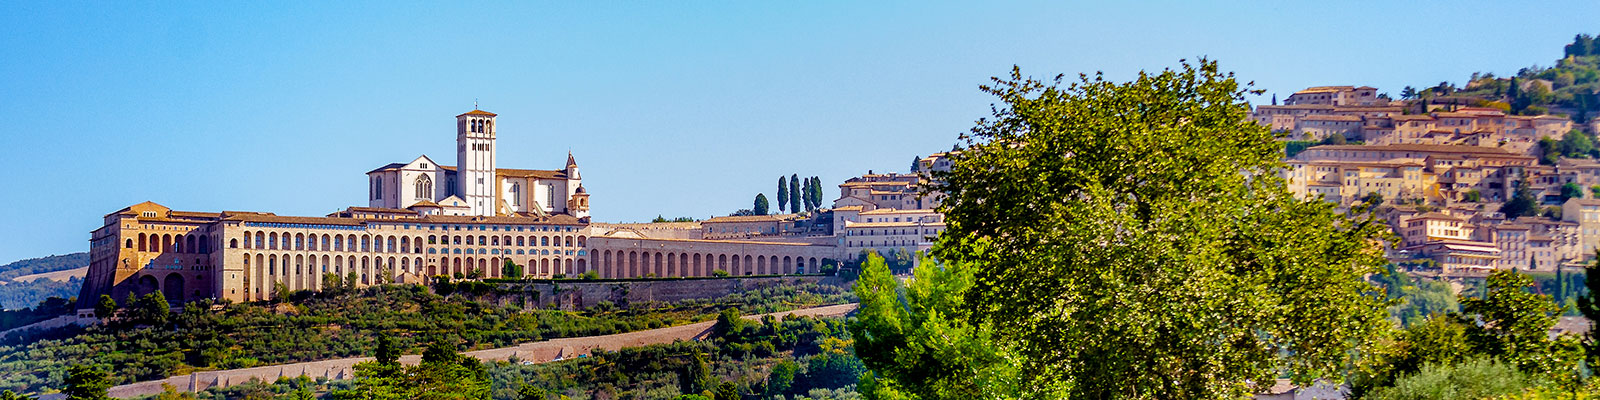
[
  {"left": 629, "top": 251, "right": 639, "bottom": 277},
  {"left": 757, "top": 256, "right": 766, "bottom": 275},
  {"left": 138, "top": 233, "right": 147, "bottom": 251},
  {"left": 294, "top": 254, "right": 305, "bottom": 291},
  {"left": 744, "top": 255, "right": 753, "bottom": 275},
  {"left": 719, "top": 254, "right": 728, "bottom": 273},
  {"left": 808, "top": 257, "right": 818, "bottom": 274},
  {"left": 564, "top": 258, "right": 572, "bottom": 275},
  {"left": 163, "top": 273, "right": 185, "bottom": 304},
  {"left": 577, "top": 236, "right": 586, "bottom": 247},
  {"left": 137, "top": 274, "right": 160, "bottom": 296},
  {"left": 229, "top": 238, "right": 238, "bottom": 249},
  {"left": 654, "top": 252, "right": 664, "bottom": 277},
  {"left": 254, "top": 254, "right": 265, "bottom": 300},
  {"left": 577, "top": 258, "right": 588, "bottom": 274}
]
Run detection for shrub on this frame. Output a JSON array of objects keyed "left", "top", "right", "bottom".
[{"left": 1366, "top": 358, "right": 1537, "bottom": 400}]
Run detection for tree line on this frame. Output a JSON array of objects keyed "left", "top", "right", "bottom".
[{"left": 743, "top": 174, "right": 825, "bottom": 216}]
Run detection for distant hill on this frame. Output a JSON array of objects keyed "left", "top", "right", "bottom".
[
  {"left": 1403, "top": 33, "right": 1600, "bottom": 122},
  {"left": 0, "top": 252, "right": 87, "bottom": 310}
]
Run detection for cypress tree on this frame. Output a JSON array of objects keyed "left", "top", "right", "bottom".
[
  {"left": 790, "top": 174, "right": 802, "bottom": 215},
  {"left": 777, "top": 177, "right": 788, "bottom": 212}
]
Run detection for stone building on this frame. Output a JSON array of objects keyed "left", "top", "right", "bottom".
[{"left": 77, "top": 108, "right": 841, "bottom": 312}]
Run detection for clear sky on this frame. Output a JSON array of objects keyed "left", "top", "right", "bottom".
[{"left": 0, "top": 1, "right": 1596, "bottom": 264}]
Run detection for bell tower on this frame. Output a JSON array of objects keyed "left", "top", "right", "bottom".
[{"left": 456, "top": 109, "right": 498, "bottom": 216}]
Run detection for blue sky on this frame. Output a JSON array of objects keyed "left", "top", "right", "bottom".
[{"left": 1, "top": 1, "right": 1597, "bottom": 264}]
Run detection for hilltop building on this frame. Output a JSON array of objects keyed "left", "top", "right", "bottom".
[{"left": 78, "top": 109, "right": 840, "bottom": 313}]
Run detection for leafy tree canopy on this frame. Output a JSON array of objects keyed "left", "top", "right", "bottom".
[{"left": 927, "top": 60, "right": 1391, "bottom": 398}]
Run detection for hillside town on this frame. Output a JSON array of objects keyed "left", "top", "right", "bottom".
[{"left": 1265, "top": 85, "right": 1600, "bottom": 275}]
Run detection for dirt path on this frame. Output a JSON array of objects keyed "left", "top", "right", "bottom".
[{"left": 82, "top": 303, "right": 857, "bottom": 399}]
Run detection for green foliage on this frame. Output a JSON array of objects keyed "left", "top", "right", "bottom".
[
  {"left": 93, "top": 295, "right": 114, "bottom": 320},
  {"left": 1577, "top": 255, "right": 1600, "bottom": 367},
  {"left": 0, "top": 281, "right": 852, "bottom": 395},
  {"left": 502, "top": 259, "right": 524, "bottom": 280},
  {"left": 132, "top": 292, "right": 170, "bottom": 327},
  {"left": 1365, "top": 358, "right": 1537, "bottom": 400},
  {"left": 0, "top": 253, "right": 88, "bottom": 282},
  {"left": 61, "top": 364, "right": 109, "bottom": 400},
  {"left": 486, "top": 312, "right": 861, "bottom": 400},
  {"left": 1461, "top": 270, "right": 1581, "bottom": 379},
  {"left": 768, "top": 359, "right": 798, "bottom": 396},
  {"left": 1371, "top": 265, "right": 1460, "bottom": 327},
  {"left": 1464, "top": 189, "right": 1483, "bottom": 203},
  {"left": 1502, "top": 176, "right": 1541, "bottom": 218},
  {"left": 929, "top": 60, "right": 1390, "bottom": 398},
  {"left": 0, "top": 277, "right": 82, "bottom": 313},
  {"left": 336, "top": 336, "right": 489, "bottom": 399},
  {"left": 1283, "top": 140, "right": 1317, "bottom": 158},
  {"left": 1351, "top": 315, "right": 1474, "bottom": 395},
  {"left": 754, "top": 193, "right": 770, "bottom": 215},
  {"left": 779, "top": 176, "right": 790, "bottom": 213},
  {"left": 0, "top": 296, "right": 75, "bottom": 332},
  {"left": 790, "top": 174, "right": 802, "bottom": 215},
  {"left": 0, "top": 253, "right": 87, "bottom": 312},
  {"left": 652, "top": 216, "right": 698, "bottom": 223},
  {"left": 851, "top": 253, "right": 1016, "bottom": 400}
]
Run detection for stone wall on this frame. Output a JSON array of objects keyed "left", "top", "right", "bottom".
[{"left": 489, "top": 275, "right": 834, "bottom": 310}]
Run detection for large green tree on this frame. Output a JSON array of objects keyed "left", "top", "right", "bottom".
[
  {"left": 852, "top": 253, "right": 1020, "bottom": 399},
  {"left": 1461, "top": 270, "right": 1581, "bottom": 380},
  {"left": 94, "top": 294, "right": 115, "bottom": 320},
  {"left": 790, "top": 174, "right": 802, "bottom": 215},
  {"left": 1501, "top": 176, "right": 1539, "bottom": 218},
  {"left": 811, "top": 176, "right": 824, "bottom": 209},
  {"left": 754, "top": 193, "right": 770, "bottom": 215},
  {"left": 922, "top": 61, "right": 1390, "bottom": 398},
  {"left": 778, "top": 176, "right": 789, "bottom": 212},
  {"left": 62, "top": 364, "right": 110, "bottom": 400}
]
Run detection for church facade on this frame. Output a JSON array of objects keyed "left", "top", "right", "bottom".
[{"left": 364, "top": 109, "right": 590, "bottom": 218}]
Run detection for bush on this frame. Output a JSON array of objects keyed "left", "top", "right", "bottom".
[{"left": 1366, "top": 358, "right": 1537, "bottom": 400}]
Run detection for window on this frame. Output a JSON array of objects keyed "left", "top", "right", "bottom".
[
  {"left": 374, "top": 177, "right": 383, "bottom": 200},
  {"left": 512, "top": 183, "right": 521, "bottom": 206},
  {"left": 415, "top": 175, "right": 433, "bottom": 200}
]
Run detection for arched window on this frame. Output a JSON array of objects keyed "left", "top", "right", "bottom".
[
  {"left": 230, "top": 239, "right": 238, "bottom": 249},
  {"left": 511, "top": 183, "right": 521, "bottom": 206},
  {"left": 415, "top": 175, "right": 433, "bottom": 200}
]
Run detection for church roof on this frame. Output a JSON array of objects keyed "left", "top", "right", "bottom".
[
  {"left": 457, "top": 109, "right": 497, "bottom": 117},
  {"left": 367, "top": 163, "right": 409, "bottom": 174},
  {"left": 567, "top": 152, "right": 578, "bottom": 167}
]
